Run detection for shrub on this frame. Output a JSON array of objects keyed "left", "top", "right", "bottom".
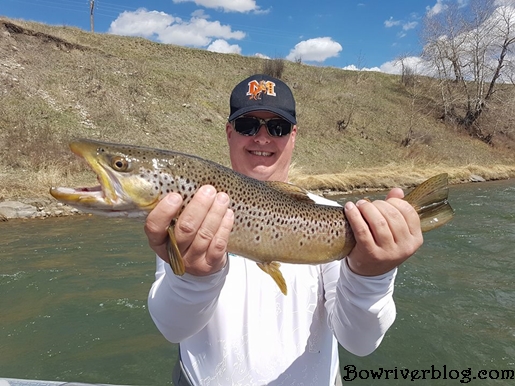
[{"left": 262, "top": 58, "right": 285, "bottom": 79}]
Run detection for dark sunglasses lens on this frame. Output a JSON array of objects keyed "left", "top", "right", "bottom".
[
  {"left": 234, "top": 118, "right": 259, "bottom": 136},
  {"left": 267, "top": 119, "right": 292, "bottom": 137}
]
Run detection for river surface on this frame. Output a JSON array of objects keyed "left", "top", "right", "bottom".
[{"left": 1, "top": 180, "right": 514, "bottom": 385}]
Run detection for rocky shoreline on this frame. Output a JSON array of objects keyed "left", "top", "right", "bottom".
[{"left": 0, "top": 197, "right": 82, "bottom": 221}]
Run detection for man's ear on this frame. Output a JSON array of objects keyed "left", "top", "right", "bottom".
[
  {"left": 226, "top": 122, "right": 233, "bottom": 141},
  {"left": 290, "top": 125, "right": 298, "bottom": 146}
]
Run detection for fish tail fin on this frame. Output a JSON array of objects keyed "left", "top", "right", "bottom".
[
  {"left": 257, "top": 262, "right": 288, "bottom": 295},
  {"left": 167, "top": 225, "right": 185, "bottom": 275},
  {"left": 404, "top": 173, "right": 455, "bottom": 232}
]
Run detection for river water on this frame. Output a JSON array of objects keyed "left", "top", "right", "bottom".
[{"left": 1, "top": 180, "right": 514, "bottom": 385}]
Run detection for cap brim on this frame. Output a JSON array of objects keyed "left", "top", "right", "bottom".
[{"left": 228, "top": 106, "right": 296, "bottom": 124}]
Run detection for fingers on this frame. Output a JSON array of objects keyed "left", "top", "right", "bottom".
[
  {"left": 176, "top": 187, "right": 227, "bottom": 256},
  {"left": 347, "top": 198, "right": 420, "bottom": 242},
  {"left": 386, "top": 187, "right": 404, "bottom": 200},
  {"left": 175, "top": 186, "right": 223, "bottom": 253},
  {"left": 385, "top": 198, "right": 422, "bottom": 239},
  {"left": 143, "top": 185, "right": 233, "bottom": 274},
  {"left": 144, "top": 193, "right": 183, "bottom": 261},
  {"left": 344, "top": 195, "right": 423, "bottom": 276},
  {"left": 359, "top": 199, "right": 415, "bottom": 244},
  {"left": 174, "top": 185, "right": 233, "bottom": 275},
  {"left": 204, "top": 207, "right": 234, "bottom": 269},
  {"left": 344, "top": 200, "right": 376, "bottom": 248}
]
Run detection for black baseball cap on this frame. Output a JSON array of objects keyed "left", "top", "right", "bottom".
[{"left": 228, "top": 74, "right": 297, "bottom": 124}]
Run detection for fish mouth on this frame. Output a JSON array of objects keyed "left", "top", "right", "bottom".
[{"left": 49, "top": 141, "right": 128, "bottom": 212}]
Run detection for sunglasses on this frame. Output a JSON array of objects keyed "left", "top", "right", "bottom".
[{"left": 232, "top": 117, "right": 293, "bottom": 137}]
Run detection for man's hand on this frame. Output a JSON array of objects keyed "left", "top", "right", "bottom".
[
  {"left": 344, "top": 188, "right": 423, "bottom": 276},
  {"left": 144, "top": 185, "right": 234, "bottom": 276}
]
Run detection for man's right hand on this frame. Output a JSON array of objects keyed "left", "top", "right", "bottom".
[{"left": 144, "top": 185, "right": 234, "bottom": 276}]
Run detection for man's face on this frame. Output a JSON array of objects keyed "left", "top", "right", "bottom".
[{"left": 226, "top": 111, "right": 297, "bottom": 182}]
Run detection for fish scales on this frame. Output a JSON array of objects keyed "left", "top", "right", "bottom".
[{"left": 50, "top": 139, "right": 454, "bottom": 295}]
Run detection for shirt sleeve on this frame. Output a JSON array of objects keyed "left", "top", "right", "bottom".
[
  {"left": 324, "top": 259, "right": 397, "bottom": 357},
  {"left": 309, "top": 192, "right": 397, "bottom": 356},
  {"left": 147, "top": 256, "right": 229, "bottom": 343}
]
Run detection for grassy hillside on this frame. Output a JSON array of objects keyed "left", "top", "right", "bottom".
[{"left": 1, "top": 17, "right": 514, "bottom": 201}]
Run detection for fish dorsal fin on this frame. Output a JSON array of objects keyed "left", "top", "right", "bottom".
[{"left": 264, "top": 181, "right": 315, "bottom": 203}]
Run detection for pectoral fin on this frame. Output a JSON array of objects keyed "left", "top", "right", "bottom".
[
  {"left": 257, "top": 262, "right": 287, "bottom": 295},
  {"left": 167, "top": 225, "right": 185, "bottom": 275}
]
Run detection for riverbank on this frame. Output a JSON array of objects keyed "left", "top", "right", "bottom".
[{"left": 0, "top": 197, "right": 81, "bottom": 221}]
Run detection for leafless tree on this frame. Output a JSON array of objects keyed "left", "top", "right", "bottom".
[{"left": 421, "top": 0, "right": 515, "bottom": 144}]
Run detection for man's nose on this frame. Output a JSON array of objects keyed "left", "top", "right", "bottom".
[{"left": 253, "top": 124, "right": 271, "bottom": 143}]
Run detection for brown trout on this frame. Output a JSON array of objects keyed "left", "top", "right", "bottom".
[{"left": 50, "top": 139, "right": 454, "bottom": 295}]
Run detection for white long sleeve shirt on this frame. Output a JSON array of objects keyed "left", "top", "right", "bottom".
[{"left": 148, "top": 195, "right": 397, "bottom": 385}]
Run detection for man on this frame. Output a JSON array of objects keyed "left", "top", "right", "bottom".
[{"left": 146, "top": 74, "right": 423, "bottom": 385}]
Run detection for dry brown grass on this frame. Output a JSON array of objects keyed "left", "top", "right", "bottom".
[
  {"left": 1, "top": 17, "right": 514, "bottom": 201},
  {"left": 289, "top": 164, "right": 515, "bottom": 192}
]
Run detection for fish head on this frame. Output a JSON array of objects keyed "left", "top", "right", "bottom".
[{"left": 50, "top": 139, "right": 161, "bottom": 217}]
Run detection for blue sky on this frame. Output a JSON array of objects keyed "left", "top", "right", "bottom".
[{"left": 1, "top": 0, "right": 469, "bottom": 73}]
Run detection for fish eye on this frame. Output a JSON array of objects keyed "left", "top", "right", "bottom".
[{"left": 111, "top": 156, "right": 130, "bottom": 172}]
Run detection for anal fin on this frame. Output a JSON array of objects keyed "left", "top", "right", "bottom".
[
  {"left": 167, "top": 225, "right": 185, "bottom": 275},
  {"left": 257, "top": 262, "right": 288, "bottom": 295}
]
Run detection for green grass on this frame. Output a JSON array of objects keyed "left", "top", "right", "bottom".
[{"left": 1, "top": 17, "right": 514, "bottom": 200}]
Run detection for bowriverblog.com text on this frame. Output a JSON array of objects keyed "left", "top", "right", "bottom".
[{"left": 341, "top": 365, "right": 514, "bottom": 383}]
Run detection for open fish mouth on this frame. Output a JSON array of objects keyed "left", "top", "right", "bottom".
[
  {"left": 50, "top": 142, "right": 128, "bottom": 212},
  {"left": 50, "top": 184, "right": 106, "bottom": 202},
  {"left": 50, "top": 140, "right": 159, "bottom": 216}
]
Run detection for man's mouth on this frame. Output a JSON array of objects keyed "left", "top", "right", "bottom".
[{"left": 248, "top": 150, "right": 274, "bottom": 157}]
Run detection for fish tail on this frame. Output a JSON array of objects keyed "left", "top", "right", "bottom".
[{"left": 404, "top": 173, "right": 455, "bottom": 232}]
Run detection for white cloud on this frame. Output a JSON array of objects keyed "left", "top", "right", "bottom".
[
  {"left": 109, "top": 8, "right": 245, "bottom": 48},
  {"left": 342, "top": 64, "right": 382, "bottom": 72},
  {"left": 108, "top": 9, "right": 175, "bottom": 38},
  {"left": 379, "top": 56, "right": 436, "bottom": 76},
  {"left": 426, "top": 0, "right": 448, "bottom": 17},
  {"left": 207, "top": 39, "right": 242, "bottom": 54},
  {"left": 191, "top": 9, "right": 210, "bottom": 19},
  {"left": 172, "top": 0, "right": 259, "bottom": 13},
  {"left": 254, "top": 53, "right": 271, "bottom": 59},
  {"left": 384, "top": 17, "right": 401, "bottom": 28},
  {"left": 385, "top": 17, "right": 418, "bottom": 36},
  {"left": 403, "top": 21, "right": 418, "bottom": 31},
  {"left": 159, "top": 17, "right": 245, "bottom": 46},
  {"left": 285, "top": 37, "right": 342, "bottom": 62},
  {"left": 342, "top": 57, "right": 436, "bottom": 76}
]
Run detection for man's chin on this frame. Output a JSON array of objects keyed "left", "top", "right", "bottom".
[{"left": 246, "top": 165, "right": 275, "bottom": 181}]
